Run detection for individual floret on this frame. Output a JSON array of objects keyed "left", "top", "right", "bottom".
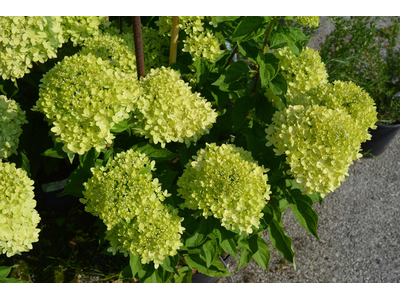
[
  {"left": 0, "top": 16, "right": 64, "bottom": 81},
  {"left": 291, "top": 81, "right": 378, "bottom": 142},
  {"left": 0, "top": 161, "right": 40, "bottom": 257},
  {"left": 81, "top": 150, "right": 184, "bottom": 267},
  {"left": 0, "top": 96, "right": 27, "bottom": 159},
  {"left": 271, "top": 46, "right": 328, "bottom": 109},
  {"left": 177, "top": 143, "right": 271, "bottom": 234},
  {"left": 34, "top": 53, "right": 140, "bottom": 155},
  {"left": 156, "top": 16, "right": 205, "bottom": 35},
  {"left": 134, "top": 67, "right": 218, "bottom": 147},
  {"left": 266, "top": 105, "right": 365, "bottom": 197}
]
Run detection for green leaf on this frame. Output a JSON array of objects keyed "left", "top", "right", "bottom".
[
  {"left": 138, "top": 164, "right": 152, "bottom": 175},
  {"left": 0, "top": 78, "right": 19, "bottom": 98},
  {"left": 252, "top": 236, "right": 271, "bottom": 271},
  {"left": 269, "top": 72, "right": 288, "bottom": 95},
  {"left": 211, "top": 88, "right": 230, "bottom": 108},
  {"left": 232, "top": 95, "right": 256, "bottom": 132},
  {"left": 287, "top": 189, "right": 319, "bottom": 239},
  {"left": 224, "top": 61, "right": 251, "bottom": 84},
  {"left": 238, "top": 40, "right": 261, "bottom": 63},
  {"left": 67, "top": 151, "right": 75, "bottom": 164},
  {"left": 41, "top": 142, "right": 67, "bottom": 159},
  {"left": 19, "top": 150, "right": 31, "bottom": 178},
  {"left": 257, "top": 53, "right": 280, "bottom": 88},
  {"left": 268, "top": 219, "right": 296, "bottom": 268},
  {"left": 185, "top": 218, "right": 215, "bottom": 248},
  {"left": 0, "top": 266, "right": 12, "bottom": 279},
  {"left": 130, "top": 142, "right": 178, "bottom": 162},
  {"left": 184, "top": 254, "right": 231, "bottom": 277},
  {"left": 200, "top": 240, "right": 219, "bottom": 268},
  {"left": 79, "top": 148, "right": 100, "bottom": 173},
  {"left": 174, "top": 266, "right": 192, "bottom": 283},
  {"left": 129, "top": 254, "right": 143, "bottom": 279},
  {"left": 161, "top": 255, "right": 179, "bottom": 274},
  {"left": 237, "top": 249, "right": 252, "bottom": 270},
  {"left": 193, "top": 58, "right": 210, "bottom": 89},
  {"left": 309, "top": 193, "right": 324, "bottom": 205},
  {"left": 110, "top": 118, "right": 132, "bottom": 134},
  {"left": 232, "top": 17, "right": 265, "bottom": 41},
  {"left": 58, "top": 166, "right": 90, "bottom": 198}
]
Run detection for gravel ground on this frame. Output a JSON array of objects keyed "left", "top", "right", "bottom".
[{"left": 219, "top": 17, "right": 400, "bottom": 283}]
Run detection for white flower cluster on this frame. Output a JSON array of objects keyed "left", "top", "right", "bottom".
[
  {"left": 81, "top": 150, "right": 184, "bottom": 267},
  {"left": 177, "top": 143, "right": 271, "bottom": 234},
  {"left": 0, "top": 95, "right": 27, "bottom": 159},
  {"left": 0, "top": 160, "right": 40, "bottom": 257},
  {"left": 133, "top": 66, "right": 218, "bottom": 147}
]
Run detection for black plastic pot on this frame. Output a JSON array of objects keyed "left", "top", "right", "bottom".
[
  {"left": 191, "top": 256, "right": 233, "bottom": 283},
  {"left": 361, "top": 123, "right": 400, "bottom": 157}
]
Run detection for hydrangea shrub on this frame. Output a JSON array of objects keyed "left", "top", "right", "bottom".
[{"left": 0, "top": 16, "right": 379, "bottom": 283}]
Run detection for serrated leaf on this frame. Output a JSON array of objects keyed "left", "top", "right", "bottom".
[
  {"left": 287, "top": 189, "right": 319, "bottom": 239},
  {"left": 252, "top": 236, "right": 270, "bottom": 271},
  {"left": 232, "top": 17, "right": 265, "bottom": 41},
  {"left": 79, "top": 148, "right": 99, "bottom": 173},
  {"left": 174, "top": 266, "right": 192, "bottom": 283}
]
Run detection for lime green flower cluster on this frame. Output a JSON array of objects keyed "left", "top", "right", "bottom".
[
  {"left": 0, "top": 96, "right": 27, "bottom": 159},
  {"left": 81, "top": 150, "right": 184, "bottom": 267},
  {"left": 291, "top": 81, "right": 378, "bottom": 141},
  {"left": 177, "top": 143, "right": 271, "bottom": 234},
  {"left": 295, "top": 16, "right": 320, "bottom": 28},
  {"left": 266, "top": 105, "right": 365, "bottom": 197},
  {"left": 134, "top": 67, "right": 218, "bottom": 147},
  {"left": 157, "top": 16, "right": 222, "bottom": 62},
  {"left": 79, "top": 33, "right": 137, "bottom": 74},
  {"left": 0, "top": 161, "right": 40, "bottom": 257},
  {"left": 34, "top": 53, "right": 140, "bottom": 155},
  {"left": 61, "top": 16, "right": 105, "bottom": 46},
  {"left": 272, "top": 46, "right": 328, "bottom": 109},
  {"left": 102, "top": 21, "right": 169, "bottom": 72},
  {"left": 0, "top": 16, "right": 64, "bottom": 81},
  {"left": 183, "top": 30, "right": 224, "bottom": 61}
]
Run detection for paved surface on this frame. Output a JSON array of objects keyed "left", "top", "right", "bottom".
[{"left": 219, "top": 17, "right": 400, "bottom": 283}]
